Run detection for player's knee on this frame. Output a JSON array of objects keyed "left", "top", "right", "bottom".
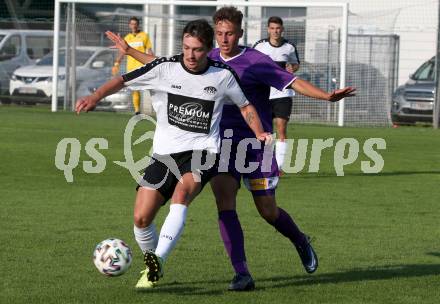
[
  {"left": 261, "top": 210, "right": 278, "bottom": 223},
  {"left": 133, "top": 213, "right": 151, "bottom": 228},
  {"left": 257, "top": 205, "right": 278, "bottom": 223},
  {"left": 215, "top": 197, "right": 236, "bottom": 211},
  {"left": 172, "top": 188, "right": 190, "bottom": 204},
  {"left": 213, "top": 186, "right": 236, "bottom": 208}
]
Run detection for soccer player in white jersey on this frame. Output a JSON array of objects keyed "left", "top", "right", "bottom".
[
  {"left": 76, "top": 19, "right": 272, "bottom": 290},
  {"left": 253, "top": 16, "right": 300, "bottom": 170}
]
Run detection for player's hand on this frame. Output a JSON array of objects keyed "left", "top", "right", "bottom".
[
  {"left": 75, "top": 95, "right": 98, "bottom": 114},
  {"left": 286, "top": 63, "right": 299, "bottom": 74},
  {"left": 106, "top": 31, "right": 129, "bottom": 55},
  {"left": 327, "top": 86, "right": 356, "bottom": 102},
  {"left": 111, "top": 65, "right": 120, "bottom": 76},
  {"left": 257, "top": 132, "right": 274, "bottom": 145}
]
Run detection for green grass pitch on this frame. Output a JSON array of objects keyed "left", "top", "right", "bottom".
[{"left": 1, "top": 106, "right": 439, "bottom": 303}]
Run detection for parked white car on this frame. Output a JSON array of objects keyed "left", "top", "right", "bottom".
[
  {"left": 9, "top": 46, "right": 116, "bottom": 103},
  {"left": 0, "top": 29, "right": 60, "bottom": 101}
]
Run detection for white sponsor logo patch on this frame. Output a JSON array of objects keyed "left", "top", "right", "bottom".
[{"left": 128, "top": 41, "right": 144, "bottom": 48}]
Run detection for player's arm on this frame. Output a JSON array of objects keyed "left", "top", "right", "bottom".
[
  {"left": 290, "top": 78, "right": 355, "bottom": 102},
  {"left": 106, "top": 31, "right": 157, "bottom": 65},
  {"left": 75, "top": 76, "right": 124, "bottom": 114},
  {"left": 258, "top": 53, "right": 355, "bottom": 102},
  {"left": 239, "top": 103, "right": 272, "bottom": 142},
  {"left": 225, "top": 71, "right": 271, "bottom": 142},
  {"left": 128, "top": 47, "right": 156, "bottom": 64}
]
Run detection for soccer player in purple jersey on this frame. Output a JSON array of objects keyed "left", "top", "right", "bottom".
[
  {"left": 106, "top": 10, "right": 355, "bottom": 290},
  {"left": 208, "top": 6, "right": 355, "bottom": 291}
]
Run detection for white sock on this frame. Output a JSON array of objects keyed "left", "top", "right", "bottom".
[
  {"left": 133, "top": 223, "right": 158, "bottom": 254},
  {"left": 275, "top": 141, "right": 288, "bottom": 169},
  {"left": 155, "top": 204, "right": 188, "bottom": 261}
]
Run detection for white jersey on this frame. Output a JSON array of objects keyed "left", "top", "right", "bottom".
[
  {"left": 122, "top": 55, "right": 249, "bottom": 155},
  {"left": 253, "top": 38, "right": 300, "bottom": 99}
]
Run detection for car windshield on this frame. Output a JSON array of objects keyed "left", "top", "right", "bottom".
[
  {"left": 37, "top": 50, "right": 94, "bottom": 67},
  {"left": 412, "top": 60, "right": 435, "bottom": 81}
]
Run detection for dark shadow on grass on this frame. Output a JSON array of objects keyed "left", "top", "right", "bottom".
[
  {"left": 427, "top": 252, "right": 440, "bottom": 258},
  {"left": 286, "top": 171, "right": 440, "bottom": 179},
  {"left": 140, "top": 264, "right": 440, "bottom": 295},
  {"left": 135, "top": 284, "right": 221, "bottom": 296},
  {"left": 256, "top": 263, "right": 440, "bottom": 290},
  {"left": 137, "top": 285, "right": 226, "bottom": 296}
]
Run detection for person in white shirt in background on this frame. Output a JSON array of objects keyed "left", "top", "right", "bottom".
[{"left": 254, "top": 16, "right": 300, "bottom": 170}]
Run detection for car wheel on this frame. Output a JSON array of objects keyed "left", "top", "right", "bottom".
[
  {"left": 392, "top": 116, "right": 414, "bottom": 126},
  {"left": 0, "top": 98, "right": 11, "bottom": 105}
]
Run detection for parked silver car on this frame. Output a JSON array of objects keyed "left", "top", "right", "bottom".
[{"left": 392, "top": 57, "right": 434, "bottom": 124}]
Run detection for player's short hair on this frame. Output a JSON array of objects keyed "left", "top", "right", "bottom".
[
  {"left": 182, "top": 19, "right": 214, "bottom": 50},
  {"left": 268, "top": 16, "right": 283, "bottom": 26},
  {"left": 213, "top": 6, "right": 243, "bottom": 28},
  {"left": 129, "top": 17, "right": 140, "bottom": 24}
]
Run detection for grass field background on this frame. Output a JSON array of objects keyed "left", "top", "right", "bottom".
[{"left": 1, "top": 106, "right": 439, "bottom": 303}]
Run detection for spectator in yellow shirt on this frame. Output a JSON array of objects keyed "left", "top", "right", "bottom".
[{"left": 112, "top": 17, "right": 154, "bottom": 114}]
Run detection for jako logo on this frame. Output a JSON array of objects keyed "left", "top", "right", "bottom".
[
  {"left": 204, "top": 86, "right": 217, "bottom": 95},
  {"left": 171, "top": 84, "right": 181, "bottom": 89}
]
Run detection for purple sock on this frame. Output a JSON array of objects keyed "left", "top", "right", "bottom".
[
  {"left": 271, "top": 208, "right": 307, "bottom": 247},
  {"left": 218, "top": 210, "right": 249, "bottom": 275}
]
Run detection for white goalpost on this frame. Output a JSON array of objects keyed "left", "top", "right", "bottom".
[{"left": 51, "top": 0, "right": 353, "bottom": 126}]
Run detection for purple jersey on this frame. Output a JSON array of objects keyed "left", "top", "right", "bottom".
[{"left": 209, "top": 47, "right": 296, "bottom": 141}]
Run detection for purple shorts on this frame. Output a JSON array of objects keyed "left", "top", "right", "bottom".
[{"left": 214, "top": 140, "right": 279, "bottom": 196}]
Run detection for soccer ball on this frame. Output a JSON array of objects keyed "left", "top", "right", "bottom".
[{"left": 93, "top": 238, "right": 132, "bottom": 276}]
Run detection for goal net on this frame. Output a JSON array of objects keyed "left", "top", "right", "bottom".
[{"left": 52, "top": 0, "right": 394, "bottom": 127}]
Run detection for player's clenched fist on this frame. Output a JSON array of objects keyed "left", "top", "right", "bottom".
[
  {"left": 75, "top": 95, "right": 98, "bottom": 114},
  {"left": 111, "top": 64, "right": 120, "bottom": 76},
  {"left": 257, "top": 132, "right": 274, "bottom": 145}
]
